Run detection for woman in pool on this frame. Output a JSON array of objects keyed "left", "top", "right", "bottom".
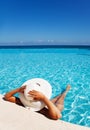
[{"left": 4, "top": 85, "right": 70, "bottom": 120}]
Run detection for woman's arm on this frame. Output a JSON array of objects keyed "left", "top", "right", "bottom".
[
  {"left": 42, "top": 95, "right": 61, "bottom": 120},
  {"left": 29, "top": 90, "right": 61, "bottom": 120},
  {"left": 4, "top": 86, "right": 26, "bottom": 104}
]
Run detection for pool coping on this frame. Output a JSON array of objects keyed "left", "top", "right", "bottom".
[{"left": 0, "top": 94, "right": 90, "bottom": 130}]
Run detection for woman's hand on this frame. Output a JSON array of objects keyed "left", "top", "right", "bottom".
[
  {"left": 28, "top": 90, "right": 44, "bottom": 101},
  {"left": 19, "top": 85, "right": 26, "bottom": 93}
]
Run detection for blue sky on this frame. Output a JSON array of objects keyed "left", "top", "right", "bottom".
[{"left": 0, "top": 0, "right": 90, "bottom": 45}]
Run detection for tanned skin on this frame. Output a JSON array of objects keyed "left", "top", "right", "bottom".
[{"left": 4, "top": 85, "right": 71, "bottom": 120}]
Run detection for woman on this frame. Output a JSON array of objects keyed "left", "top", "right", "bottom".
[{"left": 4, "top": 85, "right": 71, "bottom": 120}]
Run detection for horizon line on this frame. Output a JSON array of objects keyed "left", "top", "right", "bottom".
[{"left": 0, "top": 45, "right": 90, "bottom": 49}]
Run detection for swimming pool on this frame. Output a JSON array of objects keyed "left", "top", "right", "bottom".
[{"left": 0, "top": 47, "right": 90, "bottom": 127}]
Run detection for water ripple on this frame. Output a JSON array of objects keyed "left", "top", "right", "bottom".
[{"left": 0, "top": 48, "right": 90, "bottom": 127}]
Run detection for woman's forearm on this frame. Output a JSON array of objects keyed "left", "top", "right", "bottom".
[
  {"left": 42, "top": 96, "right": 61, "bottom": 120},
  {"left": 4, "top": 86, "right": 26, "bottom": 104},
  {"left": 4, "top": 88, "right": 20, "bottom": 99}
]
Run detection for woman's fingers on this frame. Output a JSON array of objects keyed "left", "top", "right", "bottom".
[
  {"left": 28, "top": 90, "right": 37, "bottom": 94},
  {"left": 28, "top": 90, "right": 40, "bottom": 100},
  {"left": 21, "top": 85, "right": 26, "bottom": 89},
  {"left": 19, "top": 85, "right": 26, "bottom": 93}
]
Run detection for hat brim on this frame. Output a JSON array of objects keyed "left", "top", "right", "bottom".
[{"left": 19, "top": 78, "right": 52, "bottom": 111}]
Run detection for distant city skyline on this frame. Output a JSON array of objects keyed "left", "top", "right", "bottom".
[{"left": 0, "top": 0, "right": 90, "bottom": 45}]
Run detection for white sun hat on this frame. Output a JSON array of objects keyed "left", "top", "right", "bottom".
[{"left": 19, "top": 78, "right": 52, "bottom": 111}]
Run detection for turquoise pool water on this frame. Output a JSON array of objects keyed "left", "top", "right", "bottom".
[{"left": 0, "top": 48, "right": 90, "bottom": 127}]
